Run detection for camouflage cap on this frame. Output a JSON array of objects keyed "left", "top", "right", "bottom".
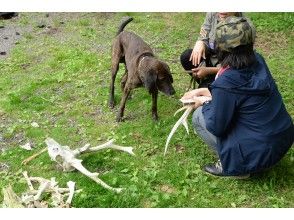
[{"left": 215, "top": 16, "right": 255, "bottom": 52}]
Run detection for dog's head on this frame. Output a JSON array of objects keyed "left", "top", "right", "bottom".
[
  {"left": 156, "top": 61, "right": 175, "bottom": 96},
  {"left": 141, "top": 59, "right": 175, "bottom": 96}
]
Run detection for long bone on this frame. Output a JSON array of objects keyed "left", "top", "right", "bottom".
[
  {"left": 164, "top": 105, "right": 194, "bottom": 156},
  {"left": 34, "top": 181, "right": 50, "bottom": 201},
  {"left": 65, "top": 181, "right": 75, "bottom": 205},
  {"left": 45, "top": 138, "right": 134, "bottom": 193}
]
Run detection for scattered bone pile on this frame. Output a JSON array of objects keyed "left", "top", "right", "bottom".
[
  {"left": 2, "top": 138, "right": 135, "bottom": 208},
  {"left": 2, "top": 171, "right": 79, "bottom": 208}
]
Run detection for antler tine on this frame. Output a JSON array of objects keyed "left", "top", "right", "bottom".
[
  {"left": 182, "top": 117, "right": 189, "bottom": 134},
  {"left": 164, "top": 105, "right": 194, "bottom": 156},
  {"left": 174, "top": 105, "right": 189, "bottom": 116},
  {"left": 71, "top": 159, "right": 123, "bottom": 193},
  {"left": 88, "top": 139, "right": 135, "bottom": 156}
]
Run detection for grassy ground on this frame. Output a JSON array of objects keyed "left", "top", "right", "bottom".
[{"left": 0, "top": 12, "right": 293, "bottom": 208}]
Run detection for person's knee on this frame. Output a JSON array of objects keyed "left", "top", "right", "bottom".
[
  {"left": 180, "top": 49, "right": 192, "bottom": 60},
  {"left": 192, "top": 107, "right": 203, "bottom": 128},
  {"left": 180, "top": 49, "right": 193, "bottom": 71}
]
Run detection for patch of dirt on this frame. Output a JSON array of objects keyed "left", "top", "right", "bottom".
[
  {"left": 175, "top": 143, "right": 185, "bottom": 153},
  {"left": 0, "top": 111, "right": 27, "bottom": 152},
  {"left": 158, "top": 184, "right": 177, "bottom": 194},
  {"left": 0, "top": 130, "right": 25, "bottom": 152},
  {"left": 42, "top": 27, "right": 60, "bottom": 35},
  {"left": 0, "top": 12, "right": 116, "bottom": 60},
  {"left": 0, "top": 23, "right": 22, "bottom": 59},
  {"left": 131, "top": 132, "right": 144, "bottom": 141},
  {"left": 0, "top": 162, "right": 10, "bottom": 171},
  {"left": 85, "top": 107, "right": 103, "bottom": 117},
  {"left": 254, "top": 31, "right": 291, "bottom": 58},
  {"left": 141, "top": 199, "right": 153, "bottom": 208}
]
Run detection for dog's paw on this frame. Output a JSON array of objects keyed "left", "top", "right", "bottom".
[
  {"left": 109, "top": 101, "right": 115, "bottom": 109},
  {"left": 116, "top": 112, "right": 124, "bottom": 122},
  {"left": 116, "top": 116, "right": 124, "bottom": 122},
  {"left": 152, "top": 114, "right": 159, "bottom": 121}
]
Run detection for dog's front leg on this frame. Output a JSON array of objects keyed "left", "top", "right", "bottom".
[
  {"left": 116, "top": 87, "right": 131, "bottom": 122},
  {"left": 151, "top": 89, "right": 159, "bottom": 121}
]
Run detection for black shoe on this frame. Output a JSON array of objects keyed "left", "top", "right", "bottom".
[{"left": 203, "top": 160, "right": 250, "bottom": 179}]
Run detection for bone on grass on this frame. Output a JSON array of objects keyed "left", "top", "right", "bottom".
[
  {"left": 45, "top": 138, "right": 135, "bottom": 193},
  {"left": 21, "top": 171, "right": 78, "bottom": 208}
]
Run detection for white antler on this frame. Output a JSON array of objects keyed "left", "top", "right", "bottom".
[
  {"left": 73, "top": 139, "right": 135, "bottom": 156},
  {"left": 70, "top": 157, "right": 123, "bottom": 193},
  {"left": 164, "top": 95, "right": 212, "bottom": 156},
  {"left": 45, "top": 138, "right": 134, "bottom": 193},
  {"left": 164, "top": 105, "right": 194, "bottom": 156}
]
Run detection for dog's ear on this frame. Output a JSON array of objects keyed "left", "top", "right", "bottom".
[
  {"left": 143, "top": 70, "right": 157, "bottom": 94},
  {"left": 169, "top": 74, "right": 174, "bottom": 83},
  {"left": 160, "top": 62, "right": 173, "bottom": 83}
]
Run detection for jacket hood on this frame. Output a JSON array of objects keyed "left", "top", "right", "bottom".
[{"left": 211, "top": 53, "right": 272, "bottom": 95}]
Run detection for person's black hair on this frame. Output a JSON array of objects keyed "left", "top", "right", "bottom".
[{"left": 215, "top": 43, "right": 256, "bottom": 69}]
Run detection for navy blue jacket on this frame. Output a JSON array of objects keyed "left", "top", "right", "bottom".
[{"left": 202, "top": 53, "right": 293, "bottom": 175}]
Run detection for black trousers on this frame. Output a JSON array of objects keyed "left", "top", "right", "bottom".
[{"left": 180, "top": 48, "right": 217, "bottom": 88}]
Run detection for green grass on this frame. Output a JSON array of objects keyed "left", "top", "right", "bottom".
[{"left": 0, "top": 12, "right": 293, "bottom": 208}]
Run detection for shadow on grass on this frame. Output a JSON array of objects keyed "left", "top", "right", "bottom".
[{"left": 247, "top": 157, "right": 294, "bottom": 189}]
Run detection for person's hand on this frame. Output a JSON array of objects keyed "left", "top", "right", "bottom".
[
  {"left": 181, "top": 89, "right": 202, "bottom": 101},
  {"left": 192, "top": 96, "right": 212, "bottom": 109},
  {"left": 181, "top": 88, "right": 211, "bottom": 101},
  {"left": 192, "top": 67, "right": 209, "bottom": 79},
  {"left": 189, "top": 40, "right": 206, "bottom": 66}
]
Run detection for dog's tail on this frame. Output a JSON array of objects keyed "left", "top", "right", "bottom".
[{"left": 116, "top": 17, "right": 133, "bottom": 35}]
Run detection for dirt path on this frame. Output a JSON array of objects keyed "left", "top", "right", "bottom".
[
  {"left": 0, "top": 12, "right": 115, "bottom": 60},
  {"left": 0, "top": 13, "right": 73, "bottom": 59},
  {"left": 0, "top": 15, "right": 22, "bottom": 59}
]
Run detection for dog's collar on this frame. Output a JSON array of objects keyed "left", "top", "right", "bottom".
[
  {"left": 140, "top": 56, "right": 148, "bottom": 63},
  {"left": 138, "top": 52, "right": 154, "bottom": 68}
]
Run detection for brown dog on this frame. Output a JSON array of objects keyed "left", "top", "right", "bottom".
[{"left": 109, "top": 17, "right": 175, "bottom": 122}]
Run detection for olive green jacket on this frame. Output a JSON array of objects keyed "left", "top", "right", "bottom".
[{"left": 198, "top": 12, "right": 255, "bottom": 50}]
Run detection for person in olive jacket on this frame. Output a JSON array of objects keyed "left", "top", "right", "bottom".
[{"left": 180, "top": 12, "right": 255, "bottom": 88}]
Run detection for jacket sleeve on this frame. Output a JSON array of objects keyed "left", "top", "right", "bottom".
[
  {"left": 197, "top": 12, "right": 213, "bottom": 44},
  {"left": 202, "top": 88, "right": 237, "bottom": 137}
]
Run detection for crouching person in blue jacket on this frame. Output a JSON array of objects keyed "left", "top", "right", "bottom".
[{"left": 181, "top": 16, "right": 294, "bottom": 178}]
